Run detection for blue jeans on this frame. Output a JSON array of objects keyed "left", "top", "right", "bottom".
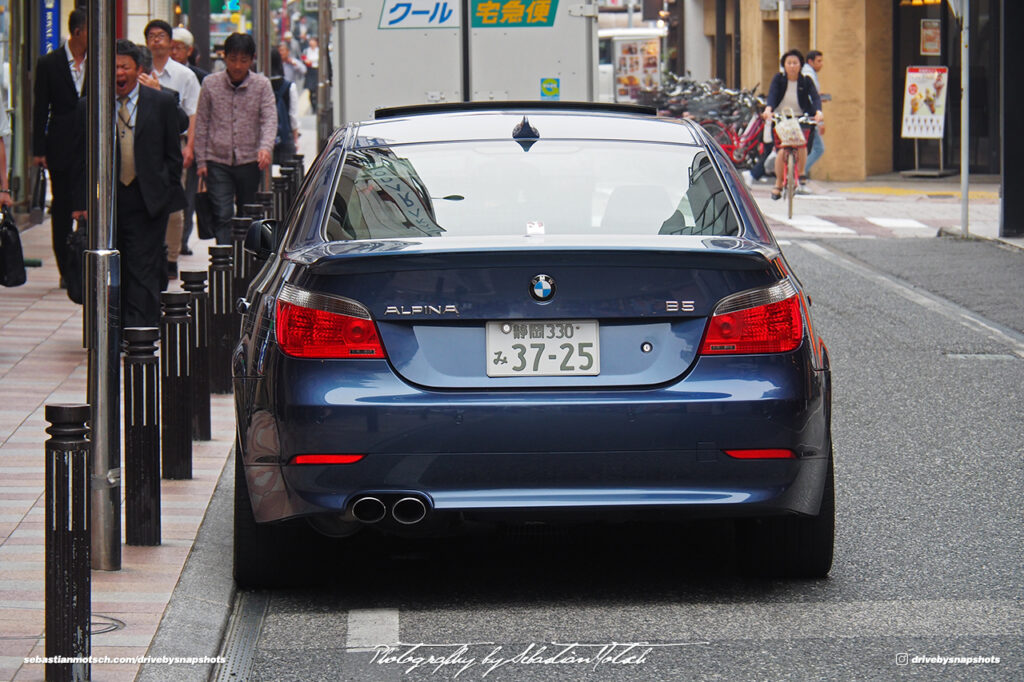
[
  {"left": 805, "top": 130, "right": 825, "bottom": 176},
  {"left": 205, "top": 161, "right": 261, "bottom": 245}
]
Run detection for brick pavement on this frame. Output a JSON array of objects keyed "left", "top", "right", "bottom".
[{"left": 0, "top": 220, "right": 235, "bottom": 682}]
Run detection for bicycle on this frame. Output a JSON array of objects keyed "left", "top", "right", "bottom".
[
  {"left": 769, "top": 113, "right": 817, "bottom": 219},
  {"left": 701, "top": 111, "right": 766, "bottom": 169}
]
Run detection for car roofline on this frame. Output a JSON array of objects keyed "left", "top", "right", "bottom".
[{"left": 373, "top": 101, "right": 658, "bottom": 120}]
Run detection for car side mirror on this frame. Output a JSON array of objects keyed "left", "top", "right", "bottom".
[{"left": 244, "top": 219, "right": 277, "bottom": 261}]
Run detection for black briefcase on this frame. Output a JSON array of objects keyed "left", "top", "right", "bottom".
[
  {"left": 0, "top": 208, "right": 26, "bottom": 287},
  {"left": 65, "top": 218, "right": 87, "bottom": 304},
  {"left": 195, "top": 177, "right": 216, "bottom": 240},
  {"left": 30, "top": 165, "right": 47, "bottom": 225}
]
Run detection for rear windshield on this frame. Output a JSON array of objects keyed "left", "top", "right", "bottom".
[{"left": 322, "top": 140, "right": 739, "bottom": 241}]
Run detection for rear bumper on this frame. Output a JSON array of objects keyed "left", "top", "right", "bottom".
[{"left": 236, "top": 351, "right": 830, "bottom": 524}]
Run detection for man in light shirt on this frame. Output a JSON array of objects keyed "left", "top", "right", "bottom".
[
  {"left": 801, "top": 50, "right": 826, "bottom": 179},
  {"left": 140, "top": 19, "right": 200, "bottom": 278}
]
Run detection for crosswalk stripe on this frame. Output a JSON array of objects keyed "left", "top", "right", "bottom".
[
  {"left": 865, "top": 217, "right": 930, "bottom": 229},
  {"left": 766, "top": 213, "right": 856, "bottom": 234},
  {"left": 346, "top": 608, "right": 401, "bottom": 652}
]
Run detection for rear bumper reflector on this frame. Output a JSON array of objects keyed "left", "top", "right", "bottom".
[
  {"left": 724, "top": 449, "right": 796, "bottom": 459},
  {"left": 291, "top": 454, "right": 366, "bottom": 465}
]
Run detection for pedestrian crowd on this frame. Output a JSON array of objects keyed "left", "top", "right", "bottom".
[{"left": 32, "top": 9, "right": 277, "bottom": 328}]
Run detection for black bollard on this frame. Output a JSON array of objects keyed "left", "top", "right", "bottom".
[
  {"left": 272, "top": 175, "right": 290, "bottom": 223},
  {"left": 44, "top": 404, "right": 91, "bottom": 682},
  {"left": 208, "top": 245, "right": 235, "bottom": 394},
  {"left": 160, "top": 292, "right": 193, "bottom": 479},
  {"left": 286, "top": 163, "right": 303, "bottom": 205},
  {"left": 292, "top": 153, "right": 305, "bottom": 184},
  {"left": 180, "top": 271, "right": 212, "bottom": 441},
  {"left": 231, "top": 216, "right": 252, "bottom": 307},
  {"left": 123, "top": 328, "right": 161, "bottom": 545},
  {"left": 256, "top": 191, "right": 274, "bottom": 217},
  {"left": 277, "top": 163, "right": 295, "bottom": 210},
  {"left": 242, "top": 203, "right": 266, "bottom": 220}
]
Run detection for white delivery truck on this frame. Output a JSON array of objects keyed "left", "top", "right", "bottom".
[
  {"left": 597, "top": 27, "right": 667, "bottom": 104},
  {"left": 329, "top": 0, "right": 600, "bottom": 124}
]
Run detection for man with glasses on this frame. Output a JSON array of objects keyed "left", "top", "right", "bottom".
[{"left": 140, "top": 19, "right": 200, "bottom": 277}]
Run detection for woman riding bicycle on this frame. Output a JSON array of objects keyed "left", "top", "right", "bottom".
[{"left": 762, "top": 49, "right": 824, "bottom": 200}]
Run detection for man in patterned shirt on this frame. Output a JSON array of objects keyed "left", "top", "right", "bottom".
[{"left": 194, "top": 33, "right": 276, "bottom": 245}]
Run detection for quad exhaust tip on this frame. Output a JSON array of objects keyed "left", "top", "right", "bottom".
[
  {"left": 391, "top": 496, "right": 428, "bottom": 525},
  {"left": 351, "top": 496, "right": 387, "bottom": 524}
]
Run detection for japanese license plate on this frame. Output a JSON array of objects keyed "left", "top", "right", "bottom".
[{"left": 486, "top": 320, "right": 600, "bottom": 377}]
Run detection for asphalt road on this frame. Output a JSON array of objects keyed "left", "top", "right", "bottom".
[{"left": 209, "top": 234, "right": 1023, "bottom": 681}]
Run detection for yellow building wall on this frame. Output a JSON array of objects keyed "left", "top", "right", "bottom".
[{"left": 737, "top": 0, "right": 895, "bottom": 181}]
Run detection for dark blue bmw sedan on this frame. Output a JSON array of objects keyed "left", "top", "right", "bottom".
[{"left": 233, "top": 102, "right": 833, "bottom": 587}]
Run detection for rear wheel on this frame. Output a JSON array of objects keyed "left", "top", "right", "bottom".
[
  {"left": 737, "top": 454, "right": 835, "bottom": 578},
  {"left": 233, "top": 444, "right": 318, "bottom": 589}
]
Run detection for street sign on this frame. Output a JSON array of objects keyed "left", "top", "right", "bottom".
[{"left": 41, "top": 0, "right": 61, "bottom": 55}]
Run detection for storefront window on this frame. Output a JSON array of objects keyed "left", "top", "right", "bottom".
[{"left": 893, "top": 0, "right": 1000, "bottom": 174}]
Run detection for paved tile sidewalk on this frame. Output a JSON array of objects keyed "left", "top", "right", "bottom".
[{"left": 0, "top": 220, "right": 235, "bottom": 682}]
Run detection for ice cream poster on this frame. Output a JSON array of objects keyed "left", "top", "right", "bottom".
[{"left": 901, "top": 66, "right": 948, "bottom": 139}]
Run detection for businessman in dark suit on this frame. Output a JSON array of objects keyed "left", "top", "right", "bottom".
[
  {"left": 33, "top": 8, "right": 87, "bottom": 286},
  {"left": 74, "top": 40, "right": 183, "bottom": 328}
]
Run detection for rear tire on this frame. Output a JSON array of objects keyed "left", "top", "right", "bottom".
[
  {"left": 737, "top": 454, "right": 835, "bottom": 579},
  {"left": 233, "top": 445, "right": 318, "bottom": 589}
]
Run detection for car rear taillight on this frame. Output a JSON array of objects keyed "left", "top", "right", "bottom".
[
  {"left": 291, "top": 454, "right": 365, "bottom": 465},
  {"left": 700, "top": 280, "right": 803, "bottom": 355},
  {"left": 275, "top": 284, "right": 386, "bottom": 359}
]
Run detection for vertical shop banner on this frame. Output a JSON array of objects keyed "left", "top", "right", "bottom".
[
  {"left": 900, "top": 66, "right": 948, "bottom": 139},
  {"left": 920, "top": 19, "right": 941, "bottom": 56},
  {"left": 41, "top": 0, "right": 61, "bottom": 55}
]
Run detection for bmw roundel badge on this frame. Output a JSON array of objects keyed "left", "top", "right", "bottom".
[{"left": 530, "top": 274, "right": 555, "bottom": 302}]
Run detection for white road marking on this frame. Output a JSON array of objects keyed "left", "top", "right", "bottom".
[
  {"left": 346, "top": 608, "right": 401, "bottom": 652},
  {"left": 865, "top": 217, "right": 929, "bottom": 229},
  {"left": 766, "top": 213, "right": 856, "bottom": 234}
]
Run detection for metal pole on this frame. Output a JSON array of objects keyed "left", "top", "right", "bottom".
[
  {"left": 87, "top": 0, "right": 122, "bottom": 572},
  {"left": 191, "top": 0, "right": 212, "bottom": 72},
  {"left": 960, "top": 0, "right": 970, "bottom": 237},
  {"left": 715, "top": 0, "right": 726, "bottom": 82},
  {"left": 258, "top": 0, "right": 272, "bottom": 191},
  {"left": 779, "top": 0, "right": 787, "bottom": 58},
  {"left": 318, "top": 0, "right": 334, "bottom": 149}
]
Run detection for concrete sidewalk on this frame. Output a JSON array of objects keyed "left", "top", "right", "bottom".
[{"left": 0, "top": 220, "right": 237, "bottom": 682}]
